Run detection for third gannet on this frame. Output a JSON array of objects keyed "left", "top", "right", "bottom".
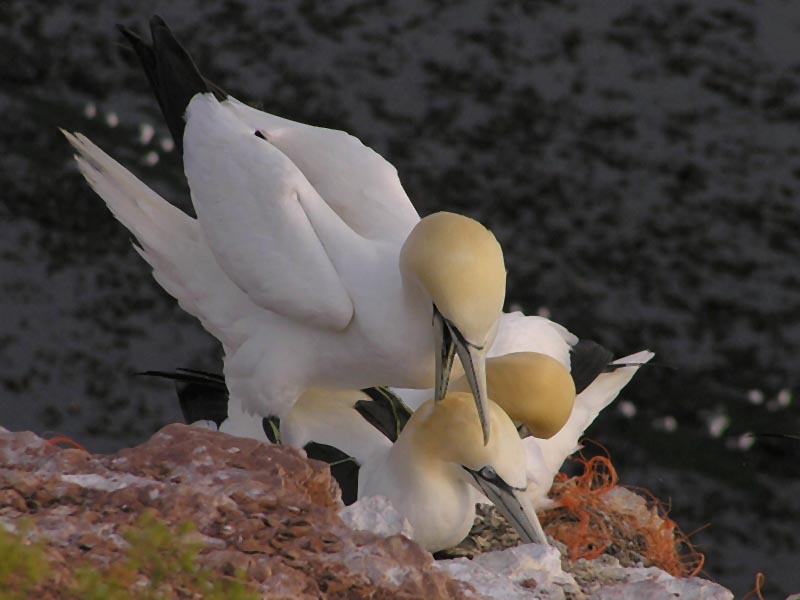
[{"left": 357, "top": 392, "right": 546, "bottom": 552}]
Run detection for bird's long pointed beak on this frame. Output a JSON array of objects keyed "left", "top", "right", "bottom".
[
  {"left": 433, "top": 307, "right": 456, "bottom": 403},
  {"left": 470, "top": 469, "right": 548, "bottom": 546},
  {"left": 449, "top": 325, "right": 491, "bottom": 445}
]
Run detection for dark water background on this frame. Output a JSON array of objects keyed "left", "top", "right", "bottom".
[{"left": 2, "top": 1, "right": 799, "bottom": 595}]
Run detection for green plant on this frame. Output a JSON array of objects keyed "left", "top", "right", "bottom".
[
  {"left": 0, "top": 513, "right": 260, "bottom": 600},
  {"left": 0, "top": 522, "right": 49, "bottom": 600}
]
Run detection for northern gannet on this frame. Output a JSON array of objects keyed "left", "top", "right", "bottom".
[
  {"left": 357, "top": 392, "right": 545, "bottom": 552},
  {"left": 145, "top": 346, "right": 584, "bottom": 507},
  {"left": 63, "top": 16, "right": 506, "bottom": 442},
  {"left": 151, "top": 345, "right": 651, "bottom": 541}
]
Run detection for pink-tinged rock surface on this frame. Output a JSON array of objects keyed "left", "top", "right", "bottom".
[{"left": 0, "top": 424, "right": 471, "bottom": 599}]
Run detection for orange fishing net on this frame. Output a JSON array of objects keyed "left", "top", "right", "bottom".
[{"left": 539, "top": 449, "right": 704, "bottom": 578}]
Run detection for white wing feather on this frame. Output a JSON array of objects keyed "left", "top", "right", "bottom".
[
  {"left": 61, "top": 130, "right": 255, "bottom": 349},
  {"left": 183, "top": 94, "right": 355, "bottom": 330},
  {"left": 221, "top": 97, "right": 420, "bottom": 243},
  {"left": 490, "top": 311, "right": 578, "bottom": 368}
]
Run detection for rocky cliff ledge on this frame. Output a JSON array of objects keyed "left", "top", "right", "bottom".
[{"left": 0, "top": 425, "right": 733, "bottom": 599}]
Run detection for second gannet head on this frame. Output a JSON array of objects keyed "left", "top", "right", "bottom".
[
  {"left": 400, "top": 212, "right": 506, "bottom": 445},
  {"left": 451, "top": 352, "right": 577, "bottom": 439},
  {"left": 404, "top": 392, "right": 548, "bottom": 548}
]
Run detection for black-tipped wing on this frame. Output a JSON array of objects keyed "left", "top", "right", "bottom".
[
  {"left": 356, "top": 387, "right": 414, "bottom": 442},
  {"left": 118, "top": 16, "right": 224, "bottom": 152},
  {"left": 303, "top": 442, "right": 360, "bottom": 505},
  {"left": 569, "top": 339, "right": 615, "bottom": 394}
]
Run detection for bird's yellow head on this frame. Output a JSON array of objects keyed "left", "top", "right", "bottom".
[
  {"left": 400, "top": 212, "right": 506, "bottom": 345},
  {"left": 451, "top": 352, "right": 576, "bottom": 439},
  {"left": 408, "top": 392, "right": 525, "bottom": 488}
]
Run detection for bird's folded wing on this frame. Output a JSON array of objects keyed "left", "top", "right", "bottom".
[
  {"left": 221, "top": 97, "right": 420, "bottom": 243},
  {"left": 281, "top": 389, "right": 393, "bottom": 466},
  {"left": 184, "top": 94, "right": 355, "bottom": 331}
]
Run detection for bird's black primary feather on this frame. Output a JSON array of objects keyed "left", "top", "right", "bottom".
[
  {"left": 139, "top": 369, "right": 228, "bottom": 427},
  {"left": 356, "top": 387, "right": 414, "bottom": 442},
  {"left": 117, "top": 16, "right": 225, "bottom": 153},
  {"left": 262, "top": 416, "right": 281, "bottom": 444},
  {"left": 303, "top": 442, "right": 360, "bottom": 505},
  {"left": 569, "top": 339, "right": 615, "bottom": 394}
]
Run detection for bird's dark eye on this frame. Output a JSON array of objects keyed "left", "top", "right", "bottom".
[{"left": 480, "top": 466, "right": 497, "bottom": 480}]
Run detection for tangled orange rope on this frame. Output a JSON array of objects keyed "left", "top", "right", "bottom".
[
  {"left": 44, "top": 434, "right": 88, "bottom": 452},
  {"left": 741, "top": 572, "right": 766, "bottom": 600},
  {"left": 540, "top": 451, "right": 704, "bottom": 578}
]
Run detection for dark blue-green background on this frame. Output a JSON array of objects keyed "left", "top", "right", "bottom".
[{"left": 1, "top": 1, "right": 798, "bottom": 595}]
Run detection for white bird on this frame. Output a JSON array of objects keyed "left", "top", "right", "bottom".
[
  {"left": 358, "top": 392, "right": 546, "bottom": 552},
  {"left": 153, "top": 338, "right": 651, "bottom": 525},
  {"left": 150, "top": 346, "right": 576, "bottom": 459},
  {"left": 149, "top": 341, "right": 650, "bottom": 554},
  {"left": 64, "top": 16, "right": 507, "bottom": 442},
  {"left": 390, "top": 335, "right": 655, "bottom": 512}
]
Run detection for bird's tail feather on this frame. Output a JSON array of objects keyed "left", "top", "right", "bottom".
[{"left": 139, "top": 368, "right": 228, "bottom": 427}]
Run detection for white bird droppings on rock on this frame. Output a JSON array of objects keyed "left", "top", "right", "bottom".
[
  {"left": 440, "top": 541, "right": 734, "bottom": 600},
  {"left": 60, "top": 473, "right": 154, "bottom": 492},
  {"left": 441, "top": 544, "right": 579, "bottom": 599},
  {"left": 586, "top": 563, "right": 733, "bottom": 599}
]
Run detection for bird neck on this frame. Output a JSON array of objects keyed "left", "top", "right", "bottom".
[
  {"left": 390, "top": 429, "right": 473, "bottom": 500},
  {"left": 381, "top": 434, "right": 477, "bottom": 551}
]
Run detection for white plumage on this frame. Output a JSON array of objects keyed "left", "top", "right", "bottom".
[
  {"left": 357, "top": 393, "right": 544, "bottom": 552},
  {"left": 64, "top": 20, "right": 654, "bottom": 550},
  {"left": 65, "top": 91, "right": 512, "bottom": 429},
  {"left": 65, "top": 17, "right": 510, "bottom": 440}
]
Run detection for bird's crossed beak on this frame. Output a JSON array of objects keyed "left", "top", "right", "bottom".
[
  {"left": 466, "top": 465, "right": 548, "bottom": 546},
  {"left": 433, "top": 306, "right": 491, "bottom": 445}
]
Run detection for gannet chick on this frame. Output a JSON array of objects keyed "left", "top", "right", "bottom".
[
  {"left": 64, "top": 17, "right": 506, "bottom": 445},
  {"left": 357, "top": 392, "right": 545, "bottom": 552}
]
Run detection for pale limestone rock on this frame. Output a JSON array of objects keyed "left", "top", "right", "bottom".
[
  {"left": 340, "top": 494, "right": 415, "bottom": 539},
  {"left": 441, "top": 544, "right": 580, "bottom": 599}
]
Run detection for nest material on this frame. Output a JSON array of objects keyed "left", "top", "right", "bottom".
[{"left": 438, "top": 455, "right": 704, "bottom": 580}]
